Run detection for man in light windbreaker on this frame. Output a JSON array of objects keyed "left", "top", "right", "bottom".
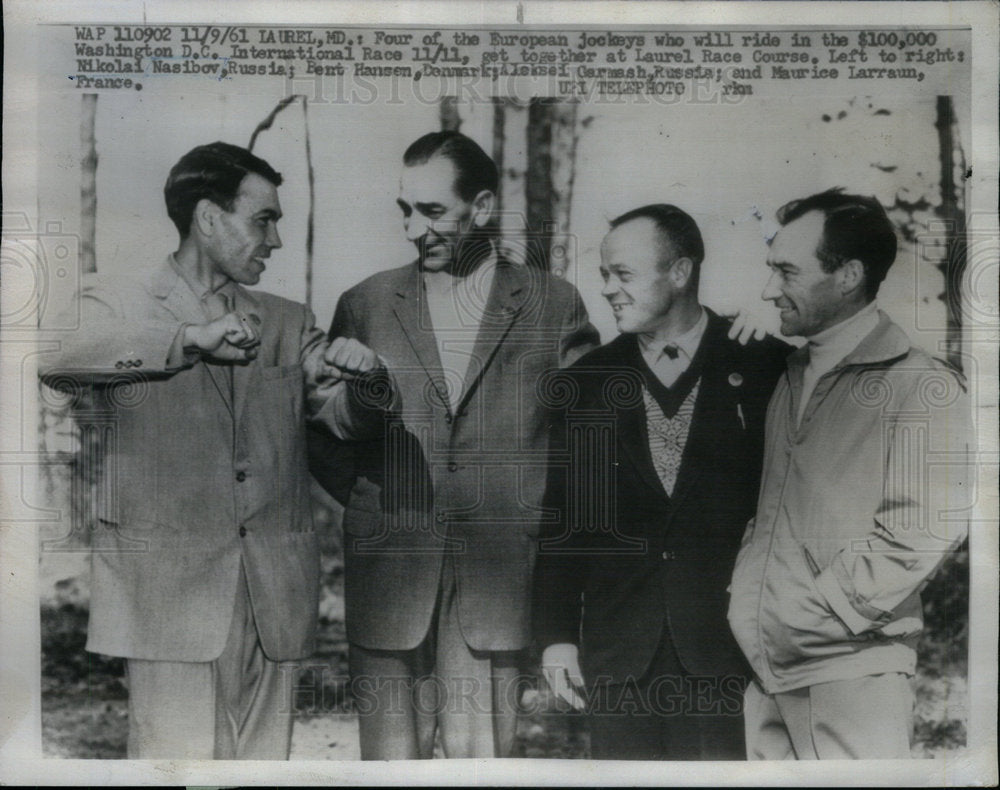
[{"left": 727, "top": 189, "right": 970, "bottom": 760}]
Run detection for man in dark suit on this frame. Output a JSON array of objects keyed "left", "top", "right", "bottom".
[
  {"left": 533, "top": 204, "right": 790, "bottom": 760},
  {"left": 309, "top": 131, "right": 599, "bottom": 758}
]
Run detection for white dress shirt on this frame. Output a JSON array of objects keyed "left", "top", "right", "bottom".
[{"left": 637, "top": 307, "right": 708, "bottom": 388}]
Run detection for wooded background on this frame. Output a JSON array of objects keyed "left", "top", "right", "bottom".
[{"left": 37, "top": 91, "right": 971, "bottom": 758}]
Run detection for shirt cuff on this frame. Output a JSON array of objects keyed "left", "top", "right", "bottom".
[{"left": 166, "top": 324, "right": 201, "bottom": 370}]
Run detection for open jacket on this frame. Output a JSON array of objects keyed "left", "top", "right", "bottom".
[
  {"left": 727, "top": 313, "right": 971, "bottom": 693},
  {"left": 309, "top": 258, "right": 599, "bottom": 652},
  {"left": 38, "top": 259, "right": 385, "bottom": 662},
  {"left": 532, "top": 312, "right": 791, "bottom": 684}
]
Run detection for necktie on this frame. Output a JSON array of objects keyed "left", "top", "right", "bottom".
[{"left": 663, "top": 343, "right": 680, "bottom": 360}]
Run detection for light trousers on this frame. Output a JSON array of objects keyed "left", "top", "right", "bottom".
[
  {"left": 743, "top": 673, "right": 914, "bottom": 760},
  {"left": 350, "top": 556, "right": 522, "bottom": 759},
  {"left": 125, "top": 561, "right": 295, "bottom": 759}
]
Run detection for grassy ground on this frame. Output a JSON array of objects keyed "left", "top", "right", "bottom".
[
  {"left": 39, "top": 576, "right": 967, "bottom": 760},
  {"left": 39, "top": 515, "right": 968, "bottom": 760}
]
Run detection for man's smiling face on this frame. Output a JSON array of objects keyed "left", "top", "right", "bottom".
[
  {"left": 763, "top": 211, "right": 846, "bottom": 337},
  {"left": 397, "top": 156, "right": 481, "bottom": 273},
  {"left": 599, "top": 218, "right": 683, "bottom": 335}
]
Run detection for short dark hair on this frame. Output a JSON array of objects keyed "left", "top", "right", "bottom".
[
  {"left": 775, "top": 188, "right": 897, "bottom": 300},
  {"left": 403, "top": 131, "right": 498, "bottom": 202},
  {"left": 164, "top": 142, "right": 283, "bottom": 236},
  {"left": 609, "top": 203, "right": 705, "bottom": 274}
]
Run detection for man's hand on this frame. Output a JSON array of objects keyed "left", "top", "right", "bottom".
[
  {"left": 726, "top": 307, "right": 773, "bottom": 345},
  {"left": 541, "top": 643, "right": 586, "bottom": 711},
  {"left": 184, "top": 312, "right": 261, "bottom": 362},
  {"left": 304, "top": 336, "right": 380, "bottom": 392},
  {"left": 322, "top": 336, "right": 380, "bottom": 382}
]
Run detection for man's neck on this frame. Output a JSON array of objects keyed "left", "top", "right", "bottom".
[
  {"left": 807, "top": 299, "right": 877, "bottom": 346},
  {"left": 422, "top": 240, "right": 496, "bottom": 292},
  {"left": 644, "top": 298, "right": 703, "bottom": 344},
  {"left": 173, "top": 241, "right": 228, "bottom": 293}
]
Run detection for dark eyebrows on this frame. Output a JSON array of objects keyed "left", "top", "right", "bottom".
[
  {"left": 255, "top": 208, "right": 282, "bottom": 221},
  {"left": 414, "top": 201, "right": 446, "bottom": 215}
]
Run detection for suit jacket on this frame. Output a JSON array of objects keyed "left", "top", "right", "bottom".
[
  {"left": 532, "top": 311, "right": 790, "bottom": 684},
  {"left": 309, "top": 258, "right": 599, "bottom": 652},
  {"left": 38, "top": 259, "right": 383, "bottom": 662}
]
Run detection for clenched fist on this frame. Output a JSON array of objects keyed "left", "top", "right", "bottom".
[
  {"left": 183, "top": 311, "right": 261, "bottom": 363},
  {"left": 304, "top": 336, "right": 380, "bottom": 388}
]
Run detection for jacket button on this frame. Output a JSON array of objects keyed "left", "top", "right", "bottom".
[
  {"left": 236, "top": 471, "right": 247, "bottom": 482},
  {"left": 661, "top": 550, "right": 676, "bottom": 560},
  {"left": 135, "top": 360, "right": 142, "bottom": 367},
  {"left": 436, "top": 511, "right": 447, "bottom": 524},
  {"left": 115, "top": 361, "right": 124, "bottom": 369},
  {"left": 238, "top": 525, "right": 247, "bottom": 537},
  {"left": 447, "top": 462, "right": 458, "bottom": 472},
  {"left": 444, "top": 414, "right": 453, "bottom": 425}
]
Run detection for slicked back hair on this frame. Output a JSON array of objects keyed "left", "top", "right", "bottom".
[
  {"left": 775, "top": 188, "right": 897, "bottom": 301},
  {"left": 402, "top": 131, "right": 499, "bottom": 202},
  {"left": 164, "top": 141, "right": 283, "bottom": 237}
]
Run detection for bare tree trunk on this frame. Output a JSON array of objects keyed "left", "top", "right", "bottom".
[
  {"left": 491, "top": 97, "right": 506, "bottom": 217},
  {"left": 80, "top": 94, "right": 98, "bottom": 274},
  {"left": 525, "top": 99, "right": 554, "bottom": 270},
  {"left": 440, "top": 97, "right": 462, "bottom": 132},
  {"left": 302, "top": 97, "right": 315, "bottom": 310},
  {"left": 525, "top": 99, "right": 580, "bottom": 273},
  {"left": 497, "top": 100, "right": 529, "bottom": 265},
  {"left": 934, "top": 95, "right": 966, "bottom": 370},
  {"left": 547, "top": 102, "right": 579, "bottom": 278}
]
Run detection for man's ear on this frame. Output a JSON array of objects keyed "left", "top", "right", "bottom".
[
  {"left": 669, "top": 257, "right": 694, "bottom": 290},
  {"left": 471, "top": 190, "right": 496, "bottom": 228},
  {"left": 192, "top": 198, "right": 220, "bottom": 237},
  {"left": 837, "top": 258, "right": 866, "bottom": 297}
]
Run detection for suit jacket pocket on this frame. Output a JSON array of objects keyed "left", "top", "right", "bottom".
[{"left": 261, "top": 363, "right": 301, "bottom": 381}]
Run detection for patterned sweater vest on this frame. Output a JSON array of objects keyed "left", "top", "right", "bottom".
[{"left": 643, "top": 380, "right": 700, "bottom": 497}]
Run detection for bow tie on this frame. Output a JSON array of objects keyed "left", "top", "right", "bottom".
[{"left": 662, "top": 344, "right": 680, "bottom": 361}]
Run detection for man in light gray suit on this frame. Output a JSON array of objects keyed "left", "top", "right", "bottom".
[
  {"left": 310, "top": 131, "right": 599, "bottom": 758},
  {"left": 39, "top": 142, "right": 391, "bottom": 759}
]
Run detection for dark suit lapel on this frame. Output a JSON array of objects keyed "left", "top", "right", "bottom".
[
  {"left": 612, "top": 336, "right": 671, "bottom": 503},
  {"left": 391, "top": 263, "right": 451, "bottom": 413},
  {"left": 454, "top": 260, "right": 525, "bottom": 416},
  {"left": 150, "top": 258, "right": 234, "bottom": 416},
  {"left": 667, "top": 315, "right": 739, "bottom": 516}
]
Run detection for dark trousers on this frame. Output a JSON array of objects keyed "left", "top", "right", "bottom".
[{"left": 588, "top": 627, "right": 747, "bottom": 760}]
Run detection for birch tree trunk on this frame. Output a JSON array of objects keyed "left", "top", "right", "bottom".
[
  {"left": 934, "top": 95, "right": 966, "bottom": 370},
  {"left": 80, "top": 94, "right": 98, "bottom": 274}
]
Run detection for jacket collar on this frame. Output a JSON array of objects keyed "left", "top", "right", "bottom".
[
  {"left": 151, "top": 255, "right": 259, "bottom": 307},
  {"left": 392, "top": 256, "right": 530, "bottom": 417},
  {"left": 787, "top": 311, "right": 910, "bottom": 372}
]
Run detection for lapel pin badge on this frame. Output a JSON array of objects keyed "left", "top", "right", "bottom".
[{"left": 728, "top": 372, "right": 744, "bottom": 387}]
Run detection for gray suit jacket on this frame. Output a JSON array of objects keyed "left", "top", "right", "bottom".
[
  {"left": 309, "top": 258, "right": 599, "bottom": 652},
  {"left": 39, "top": 258, "right": 383, "bottom": 662}
]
